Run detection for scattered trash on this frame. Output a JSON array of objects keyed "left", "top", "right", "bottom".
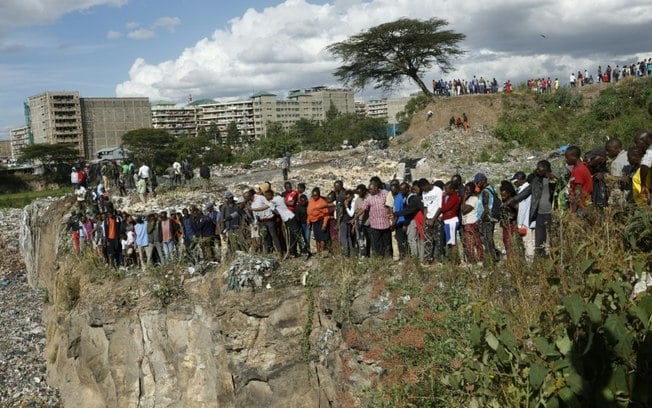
[{"left": 223, "top": 252, "right": 279, "bottom": 291}]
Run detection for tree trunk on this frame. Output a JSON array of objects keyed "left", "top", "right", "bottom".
[{"left": 412, "top": 76, "right": 435, "bottom": 100}]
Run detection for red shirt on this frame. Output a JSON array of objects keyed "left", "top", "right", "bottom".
[
  {"left": 441, "top": 192, "right": 461, "bottom": 220},
  {"left": 284, "top": 190, "right": 299, "bottom": 213},
  {"left": 570, "top": 162, "right": 593, "bottom": 207}
]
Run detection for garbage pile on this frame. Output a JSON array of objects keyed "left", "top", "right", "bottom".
[{"left": 223, "top": 252, "right": 279, "bottom": 291}]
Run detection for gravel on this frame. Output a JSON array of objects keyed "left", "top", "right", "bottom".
[{"left": 0, "top": 208, "right": 60, "bottom": 407}]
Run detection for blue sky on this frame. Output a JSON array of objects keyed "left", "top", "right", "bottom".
[{"left": 1, "top": 0, "right": 651, "bottom": 140}]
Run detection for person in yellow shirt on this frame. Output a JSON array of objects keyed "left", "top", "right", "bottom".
[{"left": 627, "top": 147, "right": 647, "bottom": 206}]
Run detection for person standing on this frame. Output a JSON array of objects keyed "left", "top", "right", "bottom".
[
  {"left": 360, "top": 179, "right": 391, "bottom": 257},
  {"left": 419, "top": 178, "right": 443, "bottom": 264},
  {"left": 474, "top": 173, "right": 500, "bottom": 263},
  {"left": 280, "top": 155, "right": 289, "bottom": 181},
  {"left": 266, "top": 189, "right": 309, "bottom": 259},
  {"left": 565, "top": 146, "right": 593, "bottom": 214},
  {"left": 307, "top": 187, "right": 331, "bottom": 255},
  {"left": 159, "top": 211, "right": 178, "bottom": 263},
  {"left": 511, "top": 172, "right": 534, "bottom": 260},
  {"left": 137, "top": 163, "right": 151, "bottom": 200},
  {"left": 249, "top": 184, "right": 283, "bottom": 256},
  {"left": 461, "top": 182, "right": 483, "bottom": 265},
  {"left": 508, "top": 161, "right": 557, "bottom": 258}
]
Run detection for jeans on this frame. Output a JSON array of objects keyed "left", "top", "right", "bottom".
[
  {"left": 535, "top": 213, "right": 552, "bottom": 257},
  {"left": 301, "top": 223, "right": 311, "bottom": 252},
  {"left": 339, "top": 221, "right": 352, "bottom": 257},
  {"left": 162, "top": 240, "right": 175, "bottom": 262},
  {"left": 147, "top": 242, "right": 164, "bottom": 264},
  {"left": 479, "top": 220, "right": 498, "bottom": 262},
  {"left": 260, "top": 219, "right": 283, "bottom": 254},
  {"left": 286, "top": 218, "right": 309, "bottom": 255},
  {"left": 406, "top": 219, "right": 423, "bottom": 259}
]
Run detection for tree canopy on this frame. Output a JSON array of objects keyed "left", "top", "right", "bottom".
[
  {"left": 121, "top": 128, "right": 175, "bottom": 168},
  {"left": 327, "top": 18, "right": 465, "bottom": 97},
  {"left": 19, "top": 143, "right": 80, "bottom": 166}
]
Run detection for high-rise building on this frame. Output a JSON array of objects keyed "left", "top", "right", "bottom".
[
  {"left": 0, "top": 140, "right": 12, "bottom": 162},
  {"left": 80, "top": 97, "right": 152, "bottom": 159},
  {"left": 196, "top": 99, "right": 255, "bottom": 143},
  {"left": 252, "top": 87, "right": 355, "bottom": 138},
  {"left": 366, "top": 99, "right": 389, "bottom": 119},
  {"left": 151, "top": 103, "right": 198, "bottom": 137},
  {"left": 26, "top": 91, "right": 83, "bottom": 154},
  {"left": 9, "top": 126, "right": 30, "bottom": 160}
]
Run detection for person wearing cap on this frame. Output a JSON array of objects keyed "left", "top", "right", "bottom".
[
  {"left": 193, "top": 204, "right": 218, "bottom": 262},
  {"left": 511, "top": 171, "right": 534, "bottom": 260},
  {"left": 474, "top": 172, "right": 500, "bottom": 263},
  {"left": 507, "top": 160, "right": 558, "bottom": 258},
  {"left": 220, "top": 191, "right": 246, "bottom": 255}
]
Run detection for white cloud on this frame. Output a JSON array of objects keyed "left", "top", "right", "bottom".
[
  {"left": 125, "top": 21, "right": 140, "bottom": 30},
  {"left": 116, "top": 0, "right": 652, "bottom": 102},
  {"left": 0, "top": 0, "right": 127, "bottom": 32},
  {"left": 153, "top": 16, "right": 181, "bottom": 32},
  {"left": 128, "top": 28, "right": 155, "bottom": 40},
  {"left": 106, "top": 30, "right": 122, "bottom": 40}
]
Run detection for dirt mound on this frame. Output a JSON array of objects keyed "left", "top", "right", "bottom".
[{"left": 395, "top": 94, "right": 505, "bottom": 148}]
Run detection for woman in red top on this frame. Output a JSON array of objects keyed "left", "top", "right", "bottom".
[
  {"left": 307, "top": 187, "right": 330, "bottom": 254},
  {"left": 434, "top": 182, "right": 461, "bottom": 262}
]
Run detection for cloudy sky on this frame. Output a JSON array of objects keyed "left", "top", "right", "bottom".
[{"left": 1, "top": 0, "right": 651, "bottom": 140}]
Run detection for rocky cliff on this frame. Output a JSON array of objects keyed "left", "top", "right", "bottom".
[{"left": 19, "top": 197, "right": 392, "bottom": 408}]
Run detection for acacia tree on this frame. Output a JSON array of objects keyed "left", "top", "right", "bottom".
[
  {"left": 19, "top": 143, "right": 80, "bottom": 168},
  {"left": 121, "top": 128, "right": 175, "bottom": 169},
  {"left": 327, "top": 18, "right": 465, "bottom": 97}
]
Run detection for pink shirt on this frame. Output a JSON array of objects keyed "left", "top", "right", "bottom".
[
  {"left": 161, "top": 219, "right": 172, "bottom": 243},
  {"left": 363, "top": 190, "right": 391, "bottom": 230}
]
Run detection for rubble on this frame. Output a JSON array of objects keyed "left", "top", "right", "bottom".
[
  {"left": 0, "top": 208, "right": 60, "bottom": 407},
  {"left": 223, "top": 252, "right": 279, "bottom": 291}
]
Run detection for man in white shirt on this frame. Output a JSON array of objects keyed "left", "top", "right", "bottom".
[
  {"left": 248, "top": 183, "right": 283, "bottom": 255},
  {"left": 137, "top": 163, "right": 151, "bottom": 198},
  {"left": 172, "top": 161, "right": 182, "bottom": 184},
  {"left": 264, "top": 189, "right": 309, "bottom": 259},
  {"left": 418, "top": 178, "right": 443, "bottom": 264},
  {"left": 605, "top": 138, "right": 629, "bottom": 207},
  {"left": 511, "top": 172, "right": 534, "bottom": 260}
]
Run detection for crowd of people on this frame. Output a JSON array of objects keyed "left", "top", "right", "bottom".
[
  {"left": 433, "top": 57, "right": 652, "bottom": 96},
  {"left": 66, "top": 123, "right": 651, "bottom": 270}
]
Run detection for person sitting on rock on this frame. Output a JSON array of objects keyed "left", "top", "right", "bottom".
[
  {"left": 455, "top": 117, "right": 463, "bottom": 128},
  {"left": 449, "top": 116, "right": 456, "bottom": 128}
]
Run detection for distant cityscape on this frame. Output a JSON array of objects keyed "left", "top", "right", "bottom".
[{"left": 0, "top": 87, "right": 411, "bottom": 163}]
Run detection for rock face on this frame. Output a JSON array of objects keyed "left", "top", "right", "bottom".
[
  {"left": 19, "top": 197, "right": 370, "bottom": 407},
  {"left": 46, "top": 286, "right": 328, "bottom": 408}
]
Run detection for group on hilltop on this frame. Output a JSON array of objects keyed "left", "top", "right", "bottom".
[{"left": 434, "top": 56, "right": 652, "bottom": 95}]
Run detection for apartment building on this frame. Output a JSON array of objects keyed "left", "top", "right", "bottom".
[
  {"left": 0, "top": 140, "right": 11, "bottom": 162},
  {"left": 80, "top": 97, "right": 152, "bottom": 159},
  {"left": 26, "top": 91, "right": 84, "bottom": 154},
  {"left": 9, "top": 125, "right": 30, "bottom": 160},
  {"left": 366, "top": 98, "right": 389, "bottom": 119},
  {"left": 195, "top": 99, "right": 255, "bottom": 142},
  {"left": 151, "top": 103, "right": 198, "bottom": 137},
  {"left": 252, "top": 87, "right": 355, "bottom": 137}
]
